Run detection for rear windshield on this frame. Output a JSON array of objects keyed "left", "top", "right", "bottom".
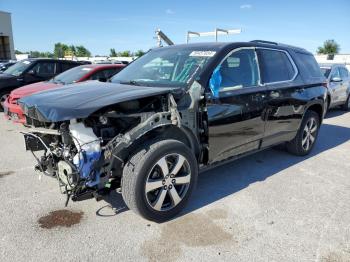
[
  {"left": 50, "top": 66, "right": 92, "bottom": 84},
  {"left": 3, "top": 60, "right": 32, "bottom": 76}
]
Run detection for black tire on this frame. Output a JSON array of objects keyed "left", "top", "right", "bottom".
[
  {"left": 323, "top": 96, "right": 330, "bottom": 116},
  {"left": 341, "top": 95, "right": 350, "bottom": 111},
  {"left": 286, "top": 110, "right": 320, "bottom": 156},
  {"left": 122, "top": 139, "right": 198, "bottom": 222},
  {"left": 0, "top": 91, "right": 10, "bottom": 112}
]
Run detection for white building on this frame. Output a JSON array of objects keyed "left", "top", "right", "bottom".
[
  {"left": 314, "top": 54, "right": 350, "bottom": 71},
  {"left": 0, "top": 10, "right": 15, "bottom": 60}
]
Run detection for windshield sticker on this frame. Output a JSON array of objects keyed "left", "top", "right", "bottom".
[
  {"left": 81, "top": 68, "right": 92, "bottom": 71},
  {"left": 23, "top": 61, "right": 31, "bottom": 64},
  {"left": 189, "top": 51, "right": 216, "bottom": 57}
]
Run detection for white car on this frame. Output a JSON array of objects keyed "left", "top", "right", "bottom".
[{"left": 320, "top": 63, "right": 350, "bottom": 113}]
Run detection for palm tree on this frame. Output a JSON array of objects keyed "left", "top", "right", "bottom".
[{"left": 317, "top": 40, "right": 340, "bottom": 60}]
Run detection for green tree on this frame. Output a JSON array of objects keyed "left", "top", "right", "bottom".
[
  {"left": 134, "top": 50, "right": 145, "bottom": 57},
  {"left": 75, "top": 45, "right": 91, "bottom": 57},
  {"left": 54, "top": 42, "right": 69, "bottom": 58},
  {"left": 118, "top": 50, "right": 131, "bottom": 57},
  {"left": 15, "top": 50, "right": 23, "bottom": 54},
  {"left": 69, "top": 45, "right": 76, "bottom": 56},
  {"left": 317, "top": 40, "right": 340, "bottom": 55},
  {"left": 110, "top": 48, "right": 117, "bottom": 57}
]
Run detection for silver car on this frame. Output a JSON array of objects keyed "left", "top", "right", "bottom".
[{"left": 320, "top": 63, "right": 350, "bottom": 113}]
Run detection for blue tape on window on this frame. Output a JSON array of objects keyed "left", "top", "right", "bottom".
[{"left": 209, "top": 65, "right": 222, "bottom": 98}]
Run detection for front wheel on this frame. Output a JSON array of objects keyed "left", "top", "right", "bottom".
[
  {"left": 287, "top": 111, "right": 320, "bottom": 156},
  {"left": 122, "top": 139, "right": 198, "bottom": 222}
]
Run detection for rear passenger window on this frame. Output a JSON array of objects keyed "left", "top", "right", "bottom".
[
  {"left": 61, "top": 63, "right": 78, "bottom": 72},
  {"left": 258, "top": 49, "right": 296, "bottom": 83},
  {"left": 296, "top": 53, "right": 323, "bottom": 78}
]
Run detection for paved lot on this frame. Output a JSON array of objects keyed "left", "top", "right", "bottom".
[{"left": 0, "top": 110, "right": 349, "bottom": 262}]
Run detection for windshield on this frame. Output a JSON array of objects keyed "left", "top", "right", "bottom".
[
  {"left": 3, "top": 60, "right": 32, "bottom": 76},
  {"left": 321, "top": 67, "right": 331, "bottom": 78},
  {"left": 111, "top": 47, "right": 217, "bottom": 87},
  {"left": 50, "top": 66, "right": 92, "bottom": 84}
]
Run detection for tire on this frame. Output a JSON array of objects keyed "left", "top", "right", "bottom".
[
  {"left": 286, "top": 110, "right": 320, "bottom": 156},
  {"left": 121, "top": 139, "right": 198, "bottom": 222},
  {"left": 0, "top": 91, "right": 10, "bottom": 112},
  {"left": 341, "top": 95, "right": 350, "bottom": 111},
  {"left": 323, "top": 96, "right": 330, "bottom": 116}
]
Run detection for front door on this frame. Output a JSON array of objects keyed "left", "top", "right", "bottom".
[{"left": 207, "top": 48, "right": 267, "bottom": 164}]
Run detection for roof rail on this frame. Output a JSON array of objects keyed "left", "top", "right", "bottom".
[{"left": 250, "top": 40, "right": 278, "bottom": 45}]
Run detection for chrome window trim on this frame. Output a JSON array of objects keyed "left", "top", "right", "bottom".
[{"left": 256, "top": 47, "right": 299, "bottom": 85}]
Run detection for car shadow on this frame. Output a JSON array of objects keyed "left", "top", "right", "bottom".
[
  {"left": 100, "top": 123, "right": 350, "bottom": 221},
  {"left": 325, "top": 109, "right": 347, "bottom": 119}
]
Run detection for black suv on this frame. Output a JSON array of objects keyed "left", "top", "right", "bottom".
[
  {"left": 0, "top": 58, "right": 85, "bottom": 111},
  {"left": 20, "top": 41, "right": 326, "bottom": 221}
]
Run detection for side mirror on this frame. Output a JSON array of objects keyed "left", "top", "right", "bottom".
[
  {"left": 331, "top": 76, "right": 342, "bottom": 82},
  {"left": 209, "top": 65, "right": 222, "bottom": 98}
]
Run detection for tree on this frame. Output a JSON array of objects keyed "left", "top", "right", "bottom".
[
  {"left": 54, "top": 42, "right": 69, "bottom": 58},
  {"left": 28, "top": 51, "right": 54, "bottom": 58},
  {"left": 134, "top": 50, "right": 145, "bottom": 57},
  {"left": 317, "top": 40, "right": 340, "bottom": 55},
  {"left": 15, "top": 50, "right": 23, "bottom": 54},
  {"left": 110, "top": 48, "right": 117, "bottom": 57},
  {"left": 118, "top": 50, "right": 131, "bottom": 57},
  {"left": 75, "top": 45, "right": 91, "bottom": 57}
]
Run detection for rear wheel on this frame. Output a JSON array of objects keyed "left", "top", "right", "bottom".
[
  {"left": 122, "top": 139, "right": 198, "bottom": 222},
  {"left": 341, "top": 95, "right": 350, "bottom": 111},
  {"left": 287, "top": 110, "right": 320, "bottom": 156}
]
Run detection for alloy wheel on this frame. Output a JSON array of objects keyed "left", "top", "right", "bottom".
[
  {"left": 145, "top": 153, "right": 191, "bottom": 212},
  {"left": 302, "top": 117, "right": 317, "bottom": 151}
]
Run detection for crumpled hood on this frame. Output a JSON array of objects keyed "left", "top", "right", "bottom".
[
  {"left": 11, "top": 81, "right": 60, "bottom": 98},
  {"left": 19, "top": 80, "right": 179, "bottom": 122}
]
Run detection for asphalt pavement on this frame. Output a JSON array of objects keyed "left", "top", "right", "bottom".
[{"left": 0, "top": 110, "right": 349, "bottom": 262}]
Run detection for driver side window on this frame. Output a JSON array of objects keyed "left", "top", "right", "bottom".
[{"left": 209, "top": 49, "right": 260, "bottom": 97}]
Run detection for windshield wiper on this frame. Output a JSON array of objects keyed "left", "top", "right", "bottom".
[{"left": 119, "top": 80, "right": 142, "bottom": 86}]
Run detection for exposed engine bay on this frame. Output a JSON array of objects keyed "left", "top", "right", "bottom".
[{"left": 22, "top": 90, "right": 207, "bottom": 205}]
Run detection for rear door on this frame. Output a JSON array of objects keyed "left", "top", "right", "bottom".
[
  {"left": 207, "top": 47, "right": 268, "bottom": 163},
  {"left": 257, "top": 48, "right": 302, "bottom": 147},
  {"left": 339, "top": 67, "right": 350, "bottom": 102}
]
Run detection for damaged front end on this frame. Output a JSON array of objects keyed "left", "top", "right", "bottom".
[{"left": 21, "top": 92, "right": 196, "bottom": 205}]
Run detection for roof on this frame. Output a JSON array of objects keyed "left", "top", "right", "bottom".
[{"left": 154, "top": 40, "right": 311, "bottom": 55}]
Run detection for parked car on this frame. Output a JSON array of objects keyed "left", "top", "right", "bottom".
[
  {"left": 0, "top": 61, "right": 16, "bottom": 73},
  {"left": 0, "top": 58, "right": 84, "bottom": 111},
  {"left": 4, "top": 64, "right": 125, "bottom": 123},
  {"left": 320, "top": 63, "right": 350, "bottom": 113},
  {"left": 19, "top": 41, "right": 326, "bottom": 222}
]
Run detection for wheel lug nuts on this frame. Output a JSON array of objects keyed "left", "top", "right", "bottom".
[
  {"left": 170, "top": 174, "right": 174, "bottom": 178},
  {"left": 168, "top": 185, "right": 172, "bottom": 189},
  {"left": 162, "top": 180, "right": 166, "bottom": 185},
  {"left": 164, "top": 186, "right": 167, "bottom": 190},
  {"left": 172, "top": 179, "right": 176, "bottom": 184}
]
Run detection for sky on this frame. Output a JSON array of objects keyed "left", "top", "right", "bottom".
[{"left": 1, "top": 0, "right": 350, "bottom": 55}]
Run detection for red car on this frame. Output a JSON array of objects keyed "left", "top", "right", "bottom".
[{"left": 4, "top": 64, "right": 125, "bottom": 123}]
